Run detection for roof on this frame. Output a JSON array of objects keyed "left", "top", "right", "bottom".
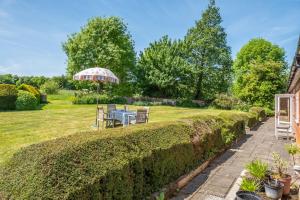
[{"left": 287, "top": 35, "right": 300, "bottom": 92}]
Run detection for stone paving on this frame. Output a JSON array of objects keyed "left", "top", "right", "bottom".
[{"left": 171, "top": 118, "right": 292, "bottom": 200}]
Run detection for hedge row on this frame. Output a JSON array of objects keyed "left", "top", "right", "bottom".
[
  {"left": 0, "top": 84, "right": 41, "bottom": 111},
  {"left": 72, "top": 94, "right": 127, "bottom": 104},
  {"left": 0, "top": 108, "right": 265, "bottom": 199},
  {"left": 0, "top": 84, "right": 18, "bottom": 110}
]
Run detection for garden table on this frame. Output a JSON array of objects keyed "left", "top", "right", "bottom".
[{"left": 110, "top": 110, "right": 136, "bottom": 126}]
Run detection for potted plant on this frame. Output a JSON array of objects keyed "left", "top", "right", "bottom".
[
  {"left": 237, "top": 178, "right": 261, "bottom": 200},
  {"left": 264, "top": 179, "right": 284, "bottom": 199},
  {"left": 285, "top": 143, "right": 299, "bottom": 166},
  {"left": 245, "top": 159, "right": 268, "bottom": 191},
  {"left": 271, "top": 152, "right": 291, "bottom": 196}
]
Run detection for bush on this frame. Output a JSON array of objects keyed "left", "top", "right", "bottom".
[
  {"left": 264, "top": 107, "right": 274, "bottom": 117},
  {"left": 0, "top": 111, "right": 261, "bottom": 199},
  {"left": 213, "top": 94, "right": 239, "bottom": 110},
  {"left": 72, "top": 93, "right": 127, "bottom": 104},
  {"left": 15, "top": 91, "right": 38, "bottom": 110},
  {"left": 176, "top": 98, "right": 200, "bottom": 107},
  {"left": 249, "top": 107, "right": 266, "bottom": 121},
  {"left": 17, "top": 84, "right": 41, "bottom": 102},
  {"left": 40, "top": 80, "right": 59, "bottom": 94},
  {"left": 0, "top": 84, "right": 18, "bottom": 110},
  {"left": 240, "top": 178, "right": 259, "bottom": 192},
  {"left": 245, "top": 160, "right": 268, "bottom": 181},
  {"left": 132, "top": 101, "right": 151, "bottom": 106}
]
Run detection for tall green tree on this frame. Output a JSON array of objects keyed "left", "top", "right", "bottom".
[
  {"left": 185, "top": 0, "right": 232, "bottom": 100},
  {"left": 62, "top": 17, "right": 136, "bottom": 82},
  {"left": 136, "top": 36, "right": 194, "bottom": 98},
  {"left": 232, "top": 38, "right": 288, "bottom": 108}
]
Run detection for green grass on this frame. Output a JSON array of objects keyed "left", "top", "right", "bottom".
[{"left": 0, "top": 90, "right": 235, "bottom": 165}]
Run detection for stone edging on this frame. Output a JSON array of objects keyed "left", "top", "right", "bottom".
[{"left": 224, "top": 169, "right": 246, "bottom": 200}]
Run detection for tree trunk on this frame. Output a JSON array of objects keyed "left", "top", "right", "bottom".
[{"left": 194, "top": 73, "right": 203, "bottom": 100}]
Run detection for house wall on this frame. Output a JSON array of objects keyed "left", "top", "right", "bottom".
[{"left": 292, "top": 81, "right": 300, "bottom": 145}]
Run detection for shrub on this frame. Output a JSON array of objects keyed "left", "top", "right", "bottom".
[
  {"left": 0, "top": 84, "right": 18, "bottom": 110},
  {"left": 240, "top": 178, "right": 259, "bottom": 192},
  {"left": 176, "top": 98, "right": 200, "bottom": 107},
  {"left": 213, "top": 94, "right": 239, "bottom": 110},
  {"left": 72, "top": 93, "right": 127, "bottom": 104},
  {"left": 40, "top": 80, "right": 59, "bottom": 94},
  {"left": 15, "top": 90, "right": 38, "bottom": 110},
  {"left": 245, "top": 160, "right": 268, "bottom": 181},
  {"left": 249, "top": 107, "right": 266, "bottom": 121},
  {"left": 133, "top": 101, "right": 151, "bottom": 106},
  {"left": 0, "top": 111, "right": 255, "bottom": 199},
  {"left": 18, "top": 84, "right": 41, "bottom": 102},
  {"left": 264, "top": 107, "right": 274, "bottom": 117}
]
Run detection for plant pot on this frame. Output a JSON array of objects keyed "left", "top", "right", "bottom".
[
  {"left": 264, "top": 180, "right": 284, "bottom": 199},
  {"left": 279, "top": 174, "right": 291, "bottom": 195},
  {"left": 236, "top": 191, "right": 261, "bottom": 200}
]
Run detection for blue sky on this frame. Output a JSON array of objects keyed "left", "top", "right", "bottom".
[{"left": 0, "top": 0, "right": 299, "bottom": 76}]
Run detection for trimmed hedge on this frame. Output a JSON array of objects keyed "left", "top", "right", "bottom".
[
  {"left": 0, "top": 84, "right": 18, "bottom": 110},
  {"left": 18, "top": 84, "right": 41, "bottom": 102},
  {"left": 249, "top": 107, "right": 266, "bottom": 121},
  {"left": 0, "top": 109, "right": 265, "bottom": 199},
  {"left": 72, "top": 94, "right": 127, "bottom": 104},
  {"left": 16, "top": 90, "right": 38, "bottom": 110}
]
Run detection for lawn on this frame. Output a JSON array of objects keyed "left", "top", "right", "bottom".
[{"left": 0, "top": 90, "right": 228, "bottom": 165}]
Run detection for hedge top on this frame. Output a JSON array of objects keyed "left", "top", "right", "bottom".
[{"left": 0, "top": 84, "right": 17, "bottom": 96}]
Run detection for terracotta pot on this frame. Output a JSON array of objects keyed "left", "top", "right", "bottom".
[{"left": 279, "top": 175, "right": 292, "bottom": 195}]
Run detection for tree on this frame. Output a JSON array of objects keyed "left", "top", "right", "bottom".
[
  {"left": 135, "top": 36, "right": 194, "bottom": 98},
  {"left": 232, "top": 38, "right": 288, "bottom": 108},
  {"left": 185, "top": 0, "right": 232, "bottom": 100},
  {"left": 62, "top": 17, "right": 136, "bottom": 83}
]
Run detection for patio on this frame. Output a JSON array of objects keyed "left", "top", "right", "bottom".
[{"left": 171, "top": 118, "right": 295, "bottom": 200}]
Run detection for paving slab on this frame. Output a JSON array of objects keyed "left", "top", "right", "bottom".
[{"left": 171, "top": 118, "right": 292, "bottom": 200}]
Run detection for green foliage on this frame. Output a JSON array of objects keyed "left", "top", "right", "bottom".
[
  {"left": 156, "top": 192, "right": 165, "bottom": 200},
  {"left": 136, "top": 36, "right": 194, "bottom": 98},
  {"left": 0, "top": 111, "right": 261, "bottom": 199},
  {"left": 72, "top": 93, "right": 127, "bottom": 104},
  {"left": 132, "top": 101, "right": 152, "bottom": 106},
  {"left": 176, "top": 98, "right": 200, "bottom": 107},
  {"left": 285, "top": 144, "right": 299, "bottom": 156},
  {"left": 232, "top": 38, "right": 288, "bottom": 109},
  {"left": 62, "top": 16, "right": 135, "bottom": 85},
  {"left": 15, "top": 91, "right": 38, "bottom": 110},
  {"left": 17, "top": 84, "right": 41, "bottom": 102},
  {"left": 249, "top": 107, "right": 266, "bottom": 121},
  {"left": 272, "top": 152, "right": 288, "bottom": 178},
  {"left": 264, "top": 107, "right": 274, "bottom": 117},
  {"left": 245, "top": 160, "right": 268, "bottom": 181},
  {"left": 0, "top": 84, "right": 18, "bottom": 110},
  {"left": 0, "top": 74, "right": 19, "bottom": 85},
  {"left": 240, "top": 178, "right": 259, "bottom": 192},
  {"left": 185, "top": 0, "right": 232, "bottom": 100},
  {"left": 285, "top": 144, "right": 299, "bottom": 165},
  {"left": 40, "top": 80, "right": 60, "bottom": 94},
  {"left": 213, "top": 94, "right": 239, "bottom": 110}
]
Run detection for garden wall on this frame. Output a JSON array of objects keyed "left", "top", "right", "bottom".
[{"left": 0, "top": 109, "right": 264, "bottom": 200}]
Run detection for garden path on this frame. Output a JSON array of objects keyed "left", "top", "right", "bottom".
[{"left": 171, "top": 117, "right": 292, "bottom": 200}]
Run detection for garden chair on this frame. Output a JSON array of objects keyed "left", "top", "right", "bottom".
[
  {"left": 129, "top": 109, "right": 148, "bottom": 125},
  {"left": 124, "top": 104, "right": 129, "bottom": 111},
  {"left": 143, "top": 106, "right": 150, "bottom": 123},
  {"left": 97, "top": 106, "right": 115, "bottom": 129},
  {"left": 107, "top": 104, "right": 116, "bottom": 118}
]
